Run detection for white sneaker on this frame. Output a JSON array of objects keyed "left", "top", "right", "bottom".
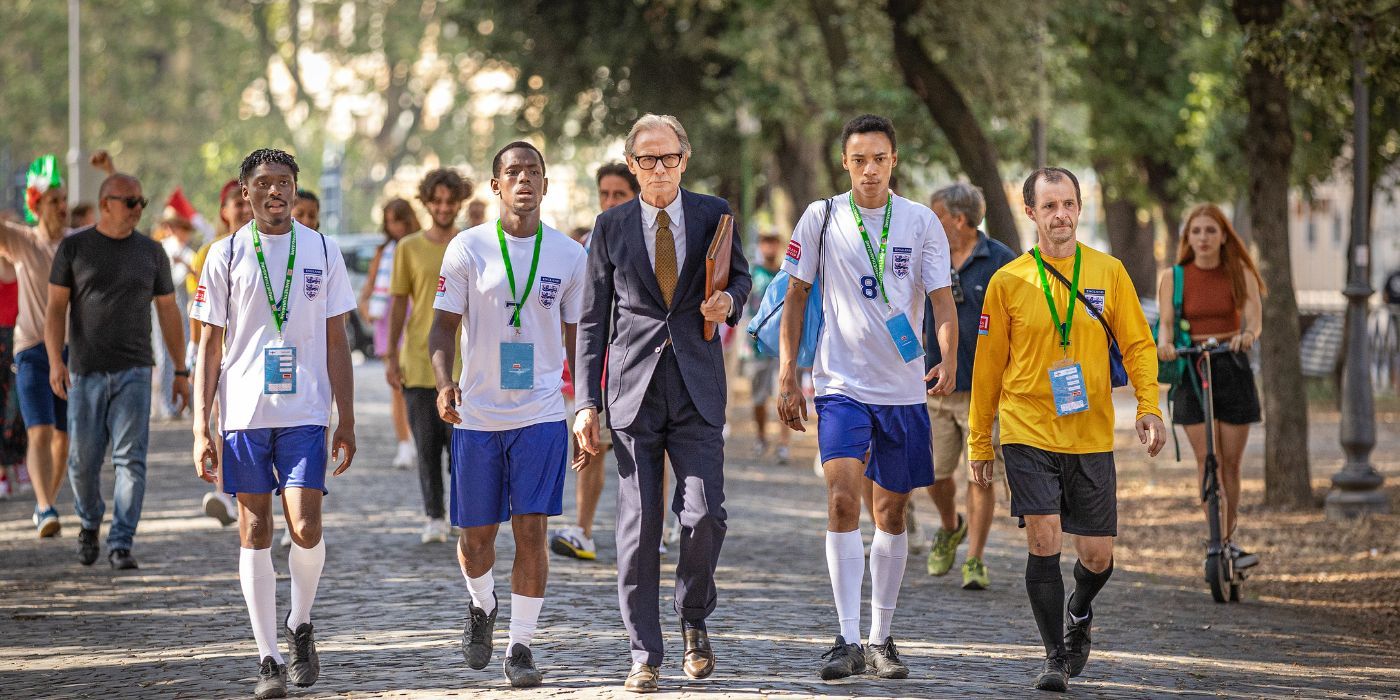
[
  {"left": 549, "top": 525, "right": 597, "bottom": 560},
  {"left": 392, "top": 441, "right": 415, "bottom": 470},
  {"left": 775, "top": 445, "right": 791, "bottom": 465},
  {"left": 421, "top": 517, "right": 449, "bottom": 544},
  {"left": 280, "top": 529, "right": 293, "bottom": 548},
  {"left": 202, "top": 491, "right": 237, "bottom": 526}
]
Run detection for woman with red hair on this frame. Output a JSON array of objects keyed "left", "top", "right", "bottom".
[{"left": 1157, "top": 203, "right": 1266, "bottom": 569}]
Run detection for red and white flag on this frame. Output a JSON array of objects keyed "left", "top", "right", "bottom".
[{"left": 165, "top": 187, "right": 214, "bottom": 240}]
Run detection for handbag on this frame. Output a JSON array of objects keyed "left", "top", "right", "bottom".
[
  {"left": 1152, "top": 265, "right": 1189, "bottom": 386},
  {"left": 1043, "top": 263, "right": 1129, "bottom": 388},
  {"left": 746, "top": 198, "right": 833, "bottom": 367}
]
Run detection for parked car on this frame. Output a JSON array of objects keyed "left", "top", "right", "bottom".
[{"left": 333, "top": 233, "right": 384, "bottom": 359}]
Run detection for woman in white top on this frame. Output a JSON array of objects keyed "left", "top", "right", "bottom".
[{"left": 359, "top": 197, "right": 421, "bottom": 467}]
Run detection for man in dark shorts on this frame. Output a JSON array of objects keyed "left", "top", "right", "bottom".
[{"left": 968, "top": 167, "right": 1165, "bottom": 692}]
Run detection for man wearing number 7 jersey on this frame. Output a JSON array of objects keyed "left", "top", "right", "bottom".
[
  {"left": 428, "top": 142, "right": 587, "bottom": 688},
  {"left": 190, "top": 148, "right": 358, "bottom": 700},
  {"left": 777, "top": 114, "right": 959, "bottom": 682}
]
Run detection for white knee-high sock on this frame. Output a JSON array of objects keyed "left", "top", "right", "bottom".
[
  {"left": 868, "top": 529, "right": 908, "bottom": 645},
  {"left": 239, "top": 547, "right": 283, "bottom": 664},
  {"left": 508, "top": 593, "right": 543, "bottom": 650},
  {"left": 286, "top": 539, "right": 325, "bottom": 630},
  {"left": 462, "top": 564, "right": 496, "bottom": 614},
  {"left": 825, "top": 530, "right": 864, "bottom": 643}
]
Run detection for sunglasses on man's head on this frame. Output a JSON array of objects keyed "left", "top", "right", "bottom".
[
  {"left": 950, "top": 268, "right": 965, "bottom": 304},
  {"left": 105, "top": 195, "right": 149, "bottom": 209}
]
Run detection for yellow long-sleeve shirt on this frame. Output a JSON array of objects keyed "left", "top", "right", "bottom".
[{"left": 968, "top": 243, "right": 1160, "bottom": 460}]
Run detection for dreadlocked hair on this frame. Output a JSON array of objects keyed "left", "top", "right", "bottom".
[{"left": 238, "top": 148, "right": 299, "bottom": 185}]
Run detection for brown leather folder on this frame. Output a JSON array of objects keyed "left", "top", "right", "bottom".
[{"left": 703, "top": 214, "right": 734, "bottom": 341}]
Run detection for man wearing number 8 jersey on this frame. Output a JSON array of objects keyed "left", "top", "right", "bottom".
[
  {"left": 428, "top": 142, "right": 587, "bottom": 688},
  {"left": 777, "top": 114, "right": 959, "bottom": 681}
]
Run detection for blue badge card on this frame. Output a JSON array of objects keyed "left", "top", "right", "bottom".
[
  {"left": 500, "top": 342, "right": 535, "bottom": 390},
  {"left": 1048, "top": 361, "right": 1088, "bottom": 416},
  {"left": 885, "top": 311, "right": 925, "bottom": 364},
  {"left": 263, "top": 346, "right": 297, "bottom": 395}
]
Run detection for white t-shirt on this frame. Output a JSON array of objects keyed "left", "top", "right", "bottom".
[
  {"left": 781, "top": 192, "right": 952, "bottom": 405},
  {"left": 433, "top": 221, "right": 587, "bottom": 431},
  {"left": 190, "top": 221, "right": 357, "bottom": 431}
]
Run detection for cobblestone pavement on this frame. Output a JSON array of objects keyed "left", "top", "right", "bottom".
[{"left": 2, "top": 361, "right": 1398, "bottom": 699}]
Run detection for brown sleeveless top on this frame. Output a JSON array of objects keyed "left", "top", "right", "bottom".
[{"left": 1180, "top": 262, "right": 1240, "bottom": 336}]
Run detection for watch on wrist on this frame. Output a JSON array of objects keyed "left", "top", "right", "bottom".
[{"left": 174, "top": 370, "right": 190, "bottom": 377}]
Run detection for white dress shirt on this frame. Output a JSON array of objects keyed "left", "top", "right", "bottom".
[
  {"left": 639, "top": 194, "right": 686, "bottom": 272},
  {"left": 637, "top": 191, "right": 733, "bottom": 314}
]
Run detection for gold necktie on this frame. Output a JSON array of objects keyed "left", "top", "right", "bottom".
[{"left": 655, "top": 210, "right": 677, "bottom": 307}]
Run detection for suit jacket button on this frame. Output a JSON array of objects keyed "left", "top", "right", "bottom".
[{"left": 654, "top": 346, "right": 662, "bottom": 353}]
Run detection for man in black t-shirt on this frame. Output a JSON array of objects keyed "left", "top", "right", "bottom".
[{"left": 45, "top": 172, "right": 191, "bottom": 570}]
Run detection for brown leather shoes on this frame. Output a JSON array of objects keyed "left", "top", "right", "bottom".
[
  {"left": 682, "top": 623, "right": 715, "bottom": 680},
  {"left": 624, "top": 662, "right": 659, "bottom": 693}
]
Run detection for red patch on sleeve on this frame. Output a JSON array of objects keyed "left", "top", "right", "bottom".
[
  {"left": 194, "top": 285, "right": 207, "bottom": 305},
  {"left": 978, "top": 313, "right": 990, "bottom": 335},
  {"left": 785, "top": 239, "right": 802, "bottom": 262},
  {"left": 435, "top": 275, "right": 447, "bottom": 296}
]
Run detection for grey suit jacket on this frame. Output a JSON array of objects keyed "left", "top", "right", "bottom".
[{"left": 576, "top": 189, "right": 751, "bottom": 429}]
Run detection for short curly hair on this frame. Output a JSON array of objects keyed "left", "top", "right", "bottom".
[
  {"left": 417, "top": 168, "right": 471, "bottom": 203},
  {"left": 238, "top": 148, "right": 299, "bottom": 185}
]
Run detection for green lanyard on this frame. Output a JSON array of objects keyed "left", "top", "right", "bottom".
[
  {"left": 849, "top": 193, "right": 894, "bottom": 304},
  {"left": 496, "top": 219, "right": 544, "bottom": 331},
  {"left": 250, "top": 221, "right": 296, "bottom": 338},
  {"left": 1032, "top": 244, "right": 1081, "bottom": 353}
]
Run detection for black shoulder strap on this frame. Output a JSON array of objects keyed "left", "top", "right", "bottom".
[
  {"left": 226, "top": 231, "right": 234, "bottom": 325},
  {"left": 1044, "top": 263, "right": 1120, "bottom": 347},
  {"left": 816, "top": 197, "right": 833, "bottom": 282}
]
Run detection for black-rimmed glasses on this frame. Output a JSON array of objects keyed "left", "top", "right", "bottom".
[
  {"left": 105, "top": 195, "right": 149, "bottom": 209},
  {"left": 633, "top": 153, "right": 682, "bottom": 170}
]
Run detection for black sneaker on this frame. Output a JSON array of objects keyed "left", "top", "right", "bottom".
[
  {"left": 254, "top": 655, "right": 288, "bottom": 699},
  {"left": 284, "top": 622, "right": 320, "bottom": 687},
  {"left": 502, "top": 643, "right": 544, "bottom": 688},
  {"left": 77, "top": 528, "right": 100, "bottom": 566},
  {"left": 864, "top": 636, "right": 910, "bottom": 679},
  {"left": 461, "top": 597, "right": 497, "bottom": 670},
  {"left": 1034, "top": 654, "right": 1070, "bottom": 692},
  {"left": 108, "top": 548, "right": 138, "bottom": 570},
  {"left": 1064, "top": 609, "right": 1092, "bottom": 677},
  {"left": 819, "top": 635, "right": 866, "bottom": 680}
]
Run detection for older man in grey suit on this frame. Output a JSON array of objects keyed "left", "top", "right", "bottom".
[{"left": 574, "top": 114, "right": 750, "bottom": 693}]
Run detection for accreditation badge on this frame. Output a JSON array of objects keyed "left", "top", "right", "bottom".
[
  {"left": 885, "top": 311, "right": 925, "bottom": 364},
  {"left": 1048, "top": 357, "right": 1087, "bottom": 416},
  {"left": 500, "top": 342, "right": 535, "bottom": 390},
  {"left": 264, "top": 346, "right": 297, "bottom": 395}
]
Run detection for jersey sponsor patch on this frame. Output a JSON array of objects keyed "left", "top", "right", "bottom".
[
  {"left": 785, "top": 239, "right": 801, "bottom": 264},
  {"left": 436, "top": 275, "right": 447, "bottom": 297},
  {"left": 193, "top": 285, "right": 207, "bottom": 307},
  {"left": 978, "top": 313, "right": 990, "bottom": 335},
  {"left": 302, "top": 268, "right": 323, "bottom": 300},
  {"left": 1083, "top": 288, "right": 1106, "bottom": 319},
  {"left": 538, "top": 275, "right": 561, "bottom": 309},
  {"left": 891, "top": 246, "right": 913, "bottom": 279}
]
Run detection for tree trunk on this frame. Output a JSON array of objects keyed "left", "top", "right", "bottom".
[
  {"left": 774, "top": 126, "right": 825, "bottom": 216},
  {"left": 1234, "top": 0, "right": 1312, "bottom": 508},
  {"left": 1102, "top": 191, "right": 1157, "bottom": 299},
  {"left": 886, "top": 0, "right": 1020, "bottom": 252},
  {"left": 1142, "top": 156, "right": 1182, "bottom": 263}
]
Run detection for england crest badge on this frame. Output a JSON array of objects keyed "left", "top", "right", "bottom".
[
  {"left": 538, "top": 276, "right": 561, "bottom": 309},
  {"left": 891, "top": 246, "right": 913, "bottom": 279},
  {"left": 303, "top": 268, "right": 323, "bottom": 300},
  {"left": 1083, "top": 288, "right": 1106, "bottom": 319}
]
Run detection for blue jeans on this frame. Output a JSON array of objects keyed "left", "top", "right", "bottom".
[{"left": 67, "top": 366, "right": 153, "bottom": 551}]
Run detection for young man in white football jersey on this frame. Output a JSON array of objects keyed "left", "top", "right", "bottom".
[
  {"left": 191, "top": 149, "right": 358, "bottom": 700},
  {"left": 428, "top": 142, "right": 587, "bottom": 688},
  {"left": 777, "top": 115, "right": 959, "bottom": 681}
]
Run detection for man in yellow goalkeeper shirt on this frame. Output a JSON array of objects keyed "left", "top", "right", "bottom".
[{"left": 968, "top": 167, "right": 1165, "bottom": 693}]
